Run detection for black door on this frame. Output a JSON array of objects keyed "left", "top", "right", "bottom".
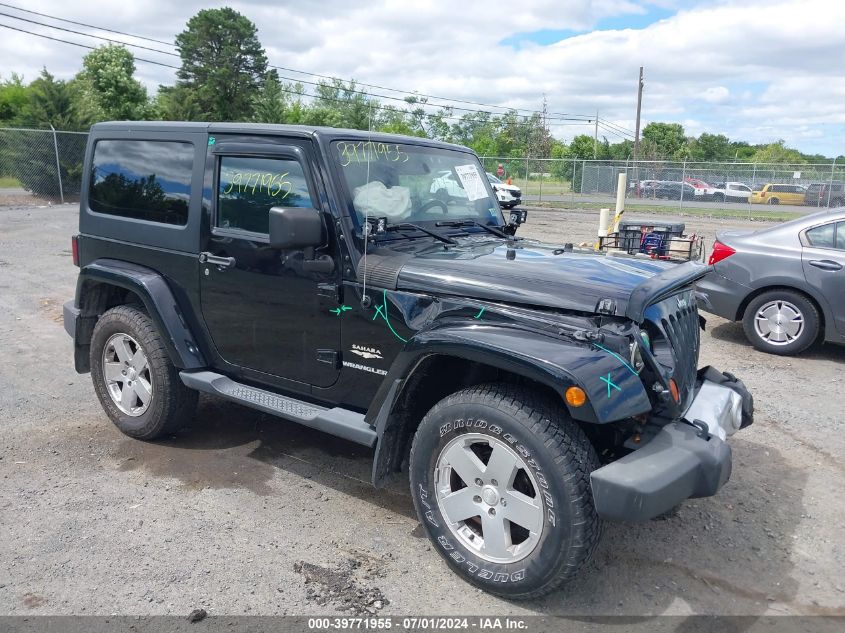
[{"left": 199, "top": 140, "right": 341, "bottom": 388}]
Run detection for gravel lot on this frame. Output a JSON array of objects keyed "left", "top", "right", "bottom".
[{"left": 0, "top": 203, "right": 843, "bottom": 618}]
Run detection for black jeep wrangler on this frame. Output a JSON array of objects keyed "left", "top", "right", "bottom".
[{"left": 64, "top": 122, "right": 752, "bottom": 599}]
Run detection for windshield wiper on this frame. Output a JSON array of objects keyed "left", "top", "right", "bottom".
[
  {"left": 384, "top": 222, "right": 457, "bottom": 245},
  {"left": 435, "top": 219, "right": 509, "bottom": 238}
]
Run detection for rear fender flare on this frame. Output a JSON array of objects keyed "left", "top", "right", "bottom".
[{"left": 74, "top": 259, "right": 206, "bottom": 370}]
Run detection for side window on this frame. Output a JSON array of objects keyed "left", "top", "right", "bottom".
[
  {"left": 217, "top": 156, "right": 315, "bottom": 234},
  {"left": 838, "top": 222, "right": 845, "bottom": 250},
  {"left": 89, "top": 140, "right": 193, "bottom": 225},
  {"left": 806, "top": 223, "right": 836, "bottom": 249}
]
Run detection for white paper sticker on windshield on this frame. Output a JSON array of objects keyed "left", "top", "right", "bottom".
[{"left": 454, "top": 164, "right": 487, "bottom": 201}]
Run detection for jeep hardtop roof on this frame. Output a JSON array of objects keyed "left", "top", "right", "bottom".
[{"left": 90, "top": 121, "right": 471, "bottom": 153}]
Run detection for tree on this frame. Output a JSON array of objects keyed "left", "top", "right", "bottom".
[
  {"left": 0, "top": 73, "right": 29, "bottom": 124},
  {"left": 751, "top": 140, "right": 806, "bottom": 164},
  {"left": 23, "top": 68, "right": 83, "bottom": 129},
  {"left": 641, "top": 122, "right": 687, "bottom": 159},
  {"left": 175, "top": 8, "right": 268, "bottom": 121},
  {"left": 252, "top": 72, "right": 288, "bottom": 124},
  {"left": 75, "top": 45, "right": 149, "bottom": 120},
  {"left": 688, "top": 133, "right": 732, "bottom": 161}
]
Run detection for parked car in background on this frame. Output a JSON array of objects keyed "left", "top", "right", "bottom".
[
  {"left": 712, "top": 182, "right": 752, "bottom": 203},
  {"left": 684, "top": 178, "right": 716, "bottom": 198},
  {"left": 698, "top": 209, "right": 845, "bottom": 354},
  {"left": 431, "top": 170, "right": 468, "bottom": 202},
  {"left": 486, "top": 172, "right": 522, "bottom": 208},
  {"left": 805, "top": 182, "right": 844, "bottom": 208},
  {"left": 653, "top": 181, "right": 697, "bottom": 200},
  {"left": 749, "top": 183, "right": 807, "bottom": 205}
]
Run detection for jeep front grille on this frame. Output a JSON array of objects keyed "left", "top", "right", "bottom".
[{"left": 647, "top": 293, "right": 700, "bottom": 407}]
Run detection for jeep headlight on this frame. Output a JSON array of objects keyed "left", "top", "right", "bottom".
[{"left": 630, "top": 340, "right": 645, "bottom": 373}]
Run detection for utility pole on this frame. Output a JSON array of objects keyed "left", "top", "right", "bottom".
[
  {"left": 633, "top": 67, "right": 644, "bottom": 161},
  {"left": 593, "top": 109, "right": 598, "bottom": 159},
  {"left": 632, "top": 67, "right": 644, "bottom": 198}
]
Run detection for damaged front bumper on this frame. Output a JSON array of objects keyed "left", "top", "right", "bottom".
[{"left": 589, "top": 367, "right": 753, "bottom": 522}]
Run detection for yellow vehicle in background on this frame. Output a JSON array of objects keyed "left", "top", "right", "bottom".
[{"left": 749, "top": 183, "right": 807, "bottom": 205}]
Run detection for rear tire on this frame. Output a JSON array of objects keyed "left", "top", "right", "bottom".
[
  {"left": 409, "top": 383, "right": 602, "bottom": 599},
  {"left": 90, "top": 305, "right": 197, "bottom": 439},
  {"left": 741, "top": 290, "right": 819, "bottom": 355}
]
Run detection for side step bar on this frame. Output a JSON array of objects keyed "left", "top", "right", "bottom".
[{"left": 179, "top": 371, "right": 376, "bottom": 448}]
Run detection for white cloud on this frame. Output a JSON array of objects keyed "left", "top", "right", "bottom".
[{"left": 0, "top": 0, "right": 843, "bottom": 156}]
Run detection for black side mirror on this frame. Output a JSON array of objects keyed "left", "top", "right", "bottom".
[{"left": 269, "top": 207, "right": 324, "bottom": 249}]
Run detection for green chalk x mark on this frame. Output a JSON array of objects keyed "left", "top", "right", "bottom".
[
  {"left": 372, "top": 290, "right": 408, "bottom": 343},
  {"left": 330, "top": 305, "right": 352, "bottom": 316},
  {"left": 600, "top": 372, "right": 622, "bottom": 398},
  {"left": 474, "top": 307, "right": 485, "bottom": 319},
  {"left": 208, "top": 136, "right": 216, "bottom": 146}
]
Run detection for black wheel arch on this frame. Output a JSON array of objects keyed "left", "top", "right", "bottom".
[
  {"left": 368, "top": 325, "right": 654, "bottom": 487},
  {"left": 71, "top": 259, "right": 206, "bottom": 372}
]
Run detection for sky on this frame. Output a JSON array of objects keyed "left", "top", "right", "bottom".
[{"left": 0, "top": 0, "right": 843, "bottom": 157}]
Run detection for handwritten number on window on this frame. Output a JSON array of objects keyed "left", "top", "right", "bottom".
[{"left": 222, "top": 172, "right": 292, "bottom": 198}]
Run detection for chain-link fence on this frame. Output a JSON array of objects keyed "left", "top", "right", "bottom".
[
  {"left": 0, "top": 127, "right": 88, "bottom": 204},
  {"left": 2, "top": 129, "right": 842, "bottom": 212},
  {"left": 479, "top": 156, "right": 845, "bottom": 212}
]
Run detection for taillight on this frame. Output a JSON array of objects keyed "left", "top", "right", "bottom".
[
  {"left": 708, "top": 240, "right": 736, "bottom": 265},
  {"left": 71, "top": 235, "right": 79, "bottom": 267}
]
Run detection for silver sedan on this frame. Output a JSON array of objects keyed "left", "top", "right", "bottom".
[{"left": 697, "top": 209, "right": 845, "bottom": 355}]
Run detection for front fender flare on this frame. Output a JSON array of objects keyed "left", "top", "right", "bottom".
[{"left": 368, "top": 323, "right": 652, "bottom": 486}]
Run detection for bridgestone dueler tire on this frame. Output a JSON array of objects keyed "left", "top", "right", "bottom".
[
  {"left": 409, "top": 383, "right": 602, "bottom": 599},
  {"left": 90, "top": 305, "right": 197, "bottom": 440}
]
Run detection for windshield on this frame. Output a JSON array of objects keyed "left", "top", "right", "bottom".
[
  {"left": 486, "top": 172, "right": 502, "bottom": 184},
  {"left": 332, "top": 140, "right": 503, "bottom": 228}
]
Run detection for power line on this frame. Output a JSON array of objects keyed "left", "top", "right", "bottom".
[
  {"left": 598, "top": 118, "right": 636, "bottom": 137},
  {"left": 0, "top": 1, "right": 173, "bottom": 46},
  {"left": 0, "top": 11, "right": 181, "bottom": 58},
  {"left": 0, "top": 22, "right": 179, "bottom": 69},
  {"left": 0, "top": 1, "right": 602, "bottom": 123}
]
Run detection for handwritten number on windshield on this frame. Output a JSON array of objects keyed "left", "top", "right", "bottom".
[{"left": 337, "top": 141, "right": 409, "bottom": 166}]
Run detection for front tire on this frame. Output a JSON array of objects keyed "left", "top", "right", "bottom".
[
  {"left": 90, "top": 305, "right": 197, "bottom": 439},
  {"left": 768, "top": 197, "right": 780, "bottom": 205},
  {"left": 741, "top": 290, "right": 819, "bottom": 355},
  {"left": 409, "top": 383, "right": 601, "bottom": 599}
]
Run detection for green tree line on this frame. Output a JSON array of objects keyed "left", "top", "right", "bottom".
[{"left": 1, "top": 6, "right": 841, "bottom": 198}]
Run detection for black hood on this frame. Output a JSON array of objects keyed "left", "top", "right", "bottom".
[{"left": 360, "top": 237, "right": 708, "bottom": 321}]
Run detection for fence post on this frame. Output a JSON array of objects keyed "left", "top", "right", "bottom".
[
  {"left": 524, "top": 156, "right": 529, "bottom": 194},
  {"left": 827, "top": 158, "right": 837, "bottom": 209},
  {"left": 679, "top": 159, "right": 687, "bottom": 209},
  {"left": 50, "top": 125, "right": 64, "bottom": 204},
  {"left": 538, "top": 160, "right": 544, "bottom": 203},
  {"left": 571, "top": 156, "right": 576, "bottom": 203}
]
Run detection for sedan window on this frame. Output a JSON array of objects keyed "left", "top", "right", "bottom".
[{"left": 806, "top": 223, "right": 836, "bottom": 249}]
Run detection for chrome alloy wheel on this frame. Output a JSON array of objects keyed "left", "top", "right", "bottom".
[
  {"left": 434, "top": 433, "right": 544, "bottom": 564},
  {"left": 754, "top": 300, "right": 804, "bottom": 346},
  {"left": 102, "top": 333, "right": 152, "bottom": 416}
]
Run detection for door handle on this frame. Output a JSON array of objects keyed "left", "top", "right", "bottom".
[
  {"left": 199, "top": 252, "right": 237, "bottom": 270},
  {"left": 809, "top": 259, "right": 843, "bottom": 271}
]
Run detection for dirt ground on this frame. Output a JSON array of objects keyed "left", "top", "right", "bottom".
[{"left": 0, "top": 203, "right": 843, "bottom": 618}]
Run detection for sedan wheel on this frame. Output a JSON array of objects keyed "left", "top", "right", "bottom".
[
  {"left": 742, "top": 290, "right": 819, "bottom": 355},
  {"left": 753, "top": 300, "right": 803, "bottom": 346}
]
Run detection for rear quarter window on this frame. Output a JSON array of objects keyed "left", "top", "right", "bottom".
[
  {"left": 806, "top": 223, "right": 836, "bottom": 248},
  {"left": 88, "top": 140, "right": 194, "bottom": 225}
]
